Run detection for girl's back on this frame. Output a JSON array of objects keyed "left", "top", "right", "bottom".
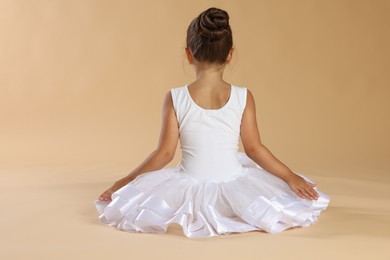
[
  {"left": 94, "top": 7, "right": 330, "bottom": 238},
  {"left": 171, "top": 83, "right": 247, "bottom": 182}
]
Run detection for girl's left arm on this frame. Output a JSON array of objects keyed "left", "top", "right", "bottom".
[{"left": 240, "top": 89, "right": 319, "bottom": 200}]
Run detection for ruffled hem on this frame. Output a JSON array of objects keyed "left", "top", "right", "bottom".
[{"left": 94, "top": 152, "right": 330, "bottom": 238}]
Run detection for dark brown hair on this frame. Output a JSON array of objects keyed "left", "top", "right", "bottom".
[{"left": 186, "top": 7, "right": 233, "bottom": 64}]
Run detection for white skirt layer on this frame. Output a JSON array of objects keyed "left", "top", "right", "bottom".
[{"left": 93, "top": 152, "right": 330, "bottom": 238}]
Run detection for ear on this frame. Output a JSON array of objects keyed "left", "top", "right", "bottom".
[
  {"left": 226, "top": 47, "right": 234, "bottom": 64},
  {"left": 185, "top": 47, "right": 193, "bottom": 64}
]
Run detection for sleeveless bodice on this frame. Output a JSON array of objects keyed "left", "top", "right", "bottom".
[
  {"left": 96, "top": 83, "right": 330, "bottom": 238},
  {"left": 170, "top": 84, "right": 248, "bottom": 182}
]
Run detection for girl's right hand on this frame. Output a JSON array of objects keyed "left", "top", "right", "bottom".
[
  {"left": 98, "top": 187, "right": 116, "bottom": 201},
  {"left": 98, "top": 177, "right": 132, "bottom": 201}
]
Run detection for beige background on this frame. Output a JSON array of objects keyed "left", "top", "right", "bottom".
[{"left": 1, "top": 0, "right": 389, "bottom": 259}]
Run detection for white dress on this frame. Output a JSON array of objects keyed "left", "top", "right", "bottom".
[{"left": 94, "top": 84, "right": 330, "bottom": 238}]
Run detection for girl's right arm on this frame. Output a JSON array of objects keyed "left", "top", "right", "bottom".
[
  {"left": 98, "top": 91, "right": 179, "bottom": 200},
  {"left": 119, "top": 90, "right": 179, "bottom": 183}
]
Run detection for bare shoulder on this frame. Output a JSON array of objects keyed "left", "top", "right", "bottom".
[
  {"left": 165, "top": 89, "right": 173, "bottom": 98},
  {"left": 246, "top": 87, "right": 255, "bottom": 100},
  {"left": 245, "top": 87, "right": 252, "bottom": 94},
  {"left": 162, "top": 90, "right": 173, "bottom": 108},
  {"left": 243, "top": 87, "right": 256, "bottom": 112}
]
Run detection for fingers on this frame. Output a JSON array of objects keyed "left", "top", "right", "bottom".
[
  {"left": 99, "top": 196, "right": 112, "bottom": 201},
  {"left": 302, "top": 187, "right": 319, "bottom": 200},
  {"left": 303, "top": 181, "right": 319, "bottom": 200},
  {"left": 98, "top": 190, "right": 113, "bottom": 201},
  {"left": 296, "top": 190, "right": 306, "bottom": 199},
  {"left": 295, "top": 184, "right": 319, "bottom": 201}
]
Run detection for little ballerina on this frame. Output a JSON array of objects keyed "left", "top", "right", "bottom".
[{"left": 94, "top": 7, "right": 330, "bottom": 238}]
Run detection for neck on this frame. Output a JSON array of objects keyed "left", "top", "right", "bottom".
[{"left": 193, "top": 62, "right": 227, "bottom": 85}]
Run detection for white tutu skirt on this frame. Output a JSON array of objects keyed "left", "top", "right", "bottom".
[{"left": 94, "top": 152, "right": 330, "bottom": 238}]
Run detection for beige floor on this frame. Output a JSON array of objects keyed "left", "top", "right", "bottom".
[
  {"left": 2, "top": 162, "right": 389, "bottom": 260},
  {"left": 1, "top": 0, "right": 389, "bottom": 259}
]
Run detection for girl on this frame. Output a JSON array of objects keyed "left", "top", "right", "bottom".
[{"left": 94, "top": 7, "right": 330, "bottom": 238}]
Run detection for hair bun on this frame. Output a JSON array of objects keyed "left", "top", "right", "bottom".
[{"left": 199, "top": 7, "right": 230, "bottom": 41}]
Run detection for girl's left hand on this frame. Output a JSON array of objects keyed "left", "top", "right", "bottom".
[{"left": 285, "top": 173, "right": 319, "bottom": 200}]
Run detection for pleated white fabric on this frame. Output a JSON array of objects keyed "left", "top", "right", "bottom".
[{"left": 93, "top": 84, "right": 330, "bottom": 238}]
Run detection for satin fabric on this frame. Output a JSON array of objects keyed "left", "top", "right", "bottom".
[
  {"left": 93, "top": 84, "right": 330, "bottom": 238},
  {"left": 94, "top": 152, "right": 330, "bottom": 238}
]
